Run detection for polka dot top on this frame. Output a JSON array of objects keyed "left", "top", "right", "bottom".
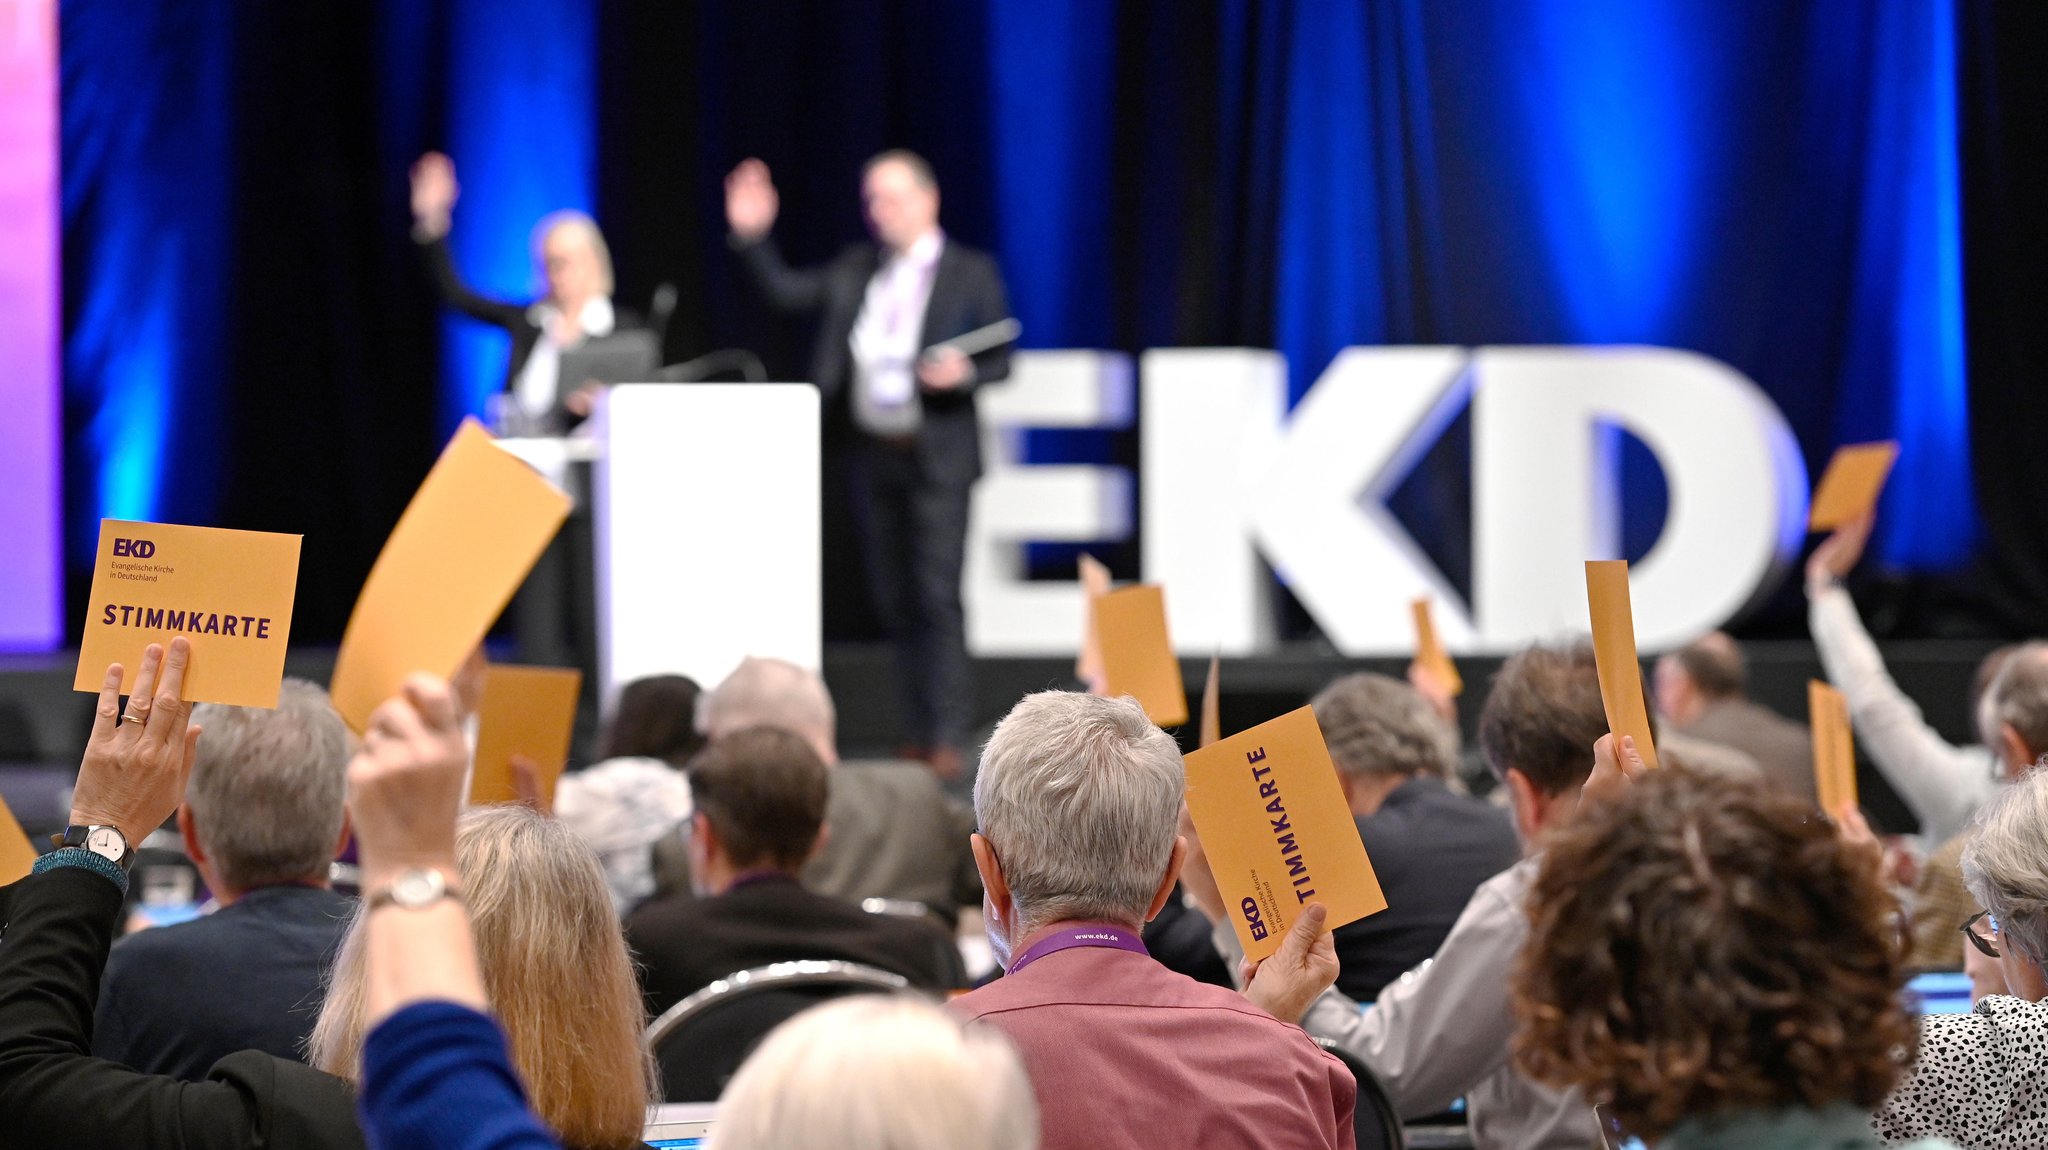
[{"left": 1876, "top": 994, "right": 2048, "bottom": 1147}]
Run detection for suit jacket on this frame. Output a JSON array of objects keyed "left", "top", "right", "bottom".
[
  {"left": 1334, "top": 775, "right": 1521, "bottom": 1002},
  {"left": 800, "top": 760, "right": 980, "bottom": 927},
  {"left": 0, "top": 868, "right": 363, "bottom": 1150},
  {"left": 625, "top": 873, "right": 964, "bottom": 1018},
  {"left": 732, "top": 234, "right": 1012, "bottom": 487},
  {"left": 1678, "top": 697, "right": 1817, "bottom": 802},
  {"left": 95, "top": 884, "right": 354, "bottom": 1080},
  {"left": 953, "top": 942, "right": 1357, "bottom": 1150}
]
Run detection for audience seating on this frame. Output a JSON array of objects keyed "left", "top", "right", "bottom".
[
  {"left": 1317, "top": 1039, "right": 1408, "bottom": 1150},
  {"left": 645, "top": 960, "right": 925, "bottom": 1101}
]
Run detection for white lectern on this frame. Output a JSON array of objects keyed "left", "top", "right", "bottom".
[{"left": 591, "top": 384, "right": 821, "bottom": 707}]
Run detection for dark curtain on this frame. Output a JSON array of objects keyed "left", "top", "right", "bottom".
[{"left": 60, "top": 0, "right": 2048, "bottom": 644}]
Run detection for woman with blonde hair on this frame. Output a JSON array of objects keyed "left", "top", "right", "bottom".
[
  {"left": 710, "top": 996, "right": 1038, "bottom": 1150},
  {"left": 312, "top": 803, "right": 654, "bottom": 1150}
]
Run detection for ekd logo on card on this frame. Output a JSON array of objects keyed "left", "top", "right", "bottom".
[
  {"left": 1237, "top": 744, "right": 1316, "bottom": 943},
  {"left": 101, "top": 534, "right": 276, "bottom": 640}
]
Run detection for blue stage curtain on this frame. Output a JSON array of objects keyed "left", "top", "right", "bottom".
[{"left": 60, "top": 0, "right": 233, "bottom": 564}]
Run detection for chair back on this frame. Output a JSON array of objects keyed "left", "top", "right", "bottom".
[
  {"left": 646, "top": 960, "right": 917, "bottom": 1102},
  {"left": 1317, "top": 1038, "right": 1407, "bottom": 1150}
]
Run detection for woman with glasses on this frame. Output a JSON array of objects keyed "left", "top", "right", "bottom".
[{"left": 1877, "top": 766, "right": 2048, "bottom": 1147}]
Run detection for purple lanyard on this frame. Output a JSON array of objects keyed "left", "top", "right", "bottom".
[{"left": 1005, "top": 922, "right": 1149, "bottom": 975}]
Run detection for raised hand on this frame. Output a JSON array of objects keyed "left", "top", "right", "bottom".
[
  {"left": 1807, "top": 511, "right": 1874, "bottom": 590},
  {"left": 347, "top": 675, "right": 471, "bottom": 886},
  {"left": 1240, "top": 904, "right": 1339, "bottom": 1024},
  {"left": 1573, "top": 732, "right": 1649, "bottom": 819},
  {"left": 409, "top": 152, "right": 460, "bottom": 239},
  {"left": 725, "top": 158, "right": 780, "bottom": 241},
  {"left": 72, "top": 639, "right": 203, "bottom": 847}
]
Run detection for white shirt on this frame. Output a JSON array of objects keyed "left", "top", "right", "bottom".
[
  {"left": 1211, "top": 858, "right": 1604, "bottom": 1150},
  {"left": 848, "top": 230, "right": 944, "bottom": 436},
  {"left": 1807, "top": 582, "right": 2000, "bottom": 847},
  {"left": 512, "top": 295, "right": 616, "bottom": 419}
]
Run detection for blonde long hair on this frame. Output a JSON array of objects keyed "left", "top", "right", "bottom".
[{"left": 310, "top": 807, "right": 654, "bottom": 1149}]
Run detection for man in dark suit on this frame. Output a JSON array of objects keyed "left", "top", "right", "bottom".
[
  {"left": 625, "top": 727, "right": 965, "bottom": 1018},
  {"left": 1311, "top": 672, "right": 1521, "bottom": 1002},
  {"left": 92, "top": 680, "right": 355, "bottom": 1081},
  {"left": 725, "top": 151, "right": 1013, "bottom": 776}
]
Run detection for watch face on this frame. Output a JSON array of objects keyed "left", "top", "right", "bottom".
[
  {"left": 392, "top": 869, "right": 445, "bottom": 908},
  {"left": 86, "top": 827, "right": 125, "bottom": 862}
]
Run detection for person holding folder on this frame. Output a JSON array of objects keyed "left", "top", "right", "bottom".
[{"left": 725, "top": 150, "right": 1014, "bottom": 776}]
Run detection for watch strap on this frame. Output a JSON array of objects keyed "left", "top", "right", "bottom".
[
  {"left": 366, "top": 869, "right": 462, "bottom": 912},
  {"left": 34, "top": 847, "right": 131, "bottom": 895}
]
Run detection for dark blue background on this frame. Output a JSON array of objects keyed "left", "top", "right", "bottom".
[{"left": 56, "top": 0, "right": 2048, "bottom": 644}]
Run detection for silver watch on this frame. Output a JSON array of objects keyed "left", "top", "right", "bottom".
[{"left": 366, "top": 867, "right": 462, "bottom": 912}]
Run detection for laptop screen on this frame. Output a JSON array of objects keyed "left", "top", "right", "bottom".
[
  {"left": 1908, "top": 971, "right": 1975, "bottom": 1016},
  {"left": 645, "top": 1140, "right": 705, "bottom": 1149},
  {"left": 643, "top": 1103, "right": 715, "bottom": 1148}
]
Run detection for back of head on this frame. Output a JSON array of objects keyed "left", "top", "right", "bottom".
[
  {"left": 599, "top": 673, "right": 706, "bottom": 767},
  {"left": 312, "top": 807, "right": 652, "bottom": 1150},
  {"left": 1979, "top": 641, "right": 2048, "bottom": 757},
  {"left": 1514, "top": 769, "right": 1911, "bottom": 1142},
  {"left": 1672, "top": 631, "right": 1746, "bottom": 700},
  {"left": 1477, "top": 643, "right": 1608, "bottom": 796},
  {"left": 974, "top": 691, "right": 1183, "bottom": 931},
  {"left": 689, "top": 726, "right": 830, "bottom": 870},
  {"left": 1310, "top": 672, "right": 1457, "bottom": 780},
  {"left": 1962, "top": 765, "right": 2048, "bottom": 965},
  {"left": 699, "top": 657, "right": 836, "bottom": 761},
  {"left": 186, "top": 679, "right": 349, "bottom": 891},
  {"left": 711, "top": 995, "right": 1038, "bottom": 1150}
]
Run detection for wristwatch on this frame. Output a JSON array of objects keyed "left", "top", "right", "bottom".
[
  {"left": 367, "top": 867, "right": 463, "bottom": 912},
  {"left": 54, "top": 825, "right": 135, "bottom": 874}
]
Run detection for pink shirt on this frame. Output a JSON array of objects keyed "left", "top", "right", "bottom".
[{"left": 952, "top": 943, "right": 1357, "bottom": 1150}]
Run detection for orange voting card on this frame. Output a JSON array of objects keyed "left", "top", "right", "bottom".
[
  {"left": 73, "top": 520, "right": 301, "bottom": 707},
  {"left": 0, "top": 793, "right": 39, "bottom": 885},
  {"left": 1810, "top": 680, "right": 1858, "bottom": 817},
  {"left": 1409, "top": 597, "right": 1463, "bottom": 697},
  {"left": 1199, "top": 655, "right": 1222, "bottom": 748},
  {"left": 330, "top": 419, "right": 571, "bottom": 730},
  {"left": 1184, "top": 705, "right": 1387, "bottom": 961},
  {"left": 1075, "top": 553, "right": 1113, "bottom": 693},
  {"left": 1096, "top": 584, "right": 1188, "bottom": 727},
  {"left": 470, "top": 665, "right": 582, "bottom": 807},
  {"left": 1808, "top": 441, "right": 1899, "bottom": 532},
  {"left": 1584, "top": 561, "right": 1661, "bottom": 769}
]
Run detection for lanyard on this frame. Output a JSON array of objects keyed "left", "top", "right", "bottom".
[{"left": 1005, "top": 922, "right": 1149, "bottom": 975}]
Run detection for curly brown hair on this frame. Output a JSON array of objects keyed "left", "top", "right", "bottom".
[{"left": 1512, "top": 769, "right": 1914, "bottom": 1142}]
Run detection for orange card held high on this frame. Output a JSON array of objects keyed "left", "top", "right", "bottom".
[
  {"left": 1810, "top": 680, "right": 1858, "bottom": 817},
  {"left": 470, "top": 665, "right": 582, "bottom": 807},
  {"left": 73, "top": 520, "right": 302, "bottom": 708},
  {"left": 1584, "top": 560, "right": 1661, "bottom": 769},
  {"left": 1183, "top": 705, "right": 1387, "bottom": 962},
  {"left": 1095, "top": 583, "right": 1188, "bottom": 727},
  {"left": 1410, "top": 596, "right": 1463, "bottom": 697},
  {"left": 330, "top": 419, "right": 572, "bottom": 730},
  {"left": 1808, "top": 441, "right": 1899, "bottom": 532}
]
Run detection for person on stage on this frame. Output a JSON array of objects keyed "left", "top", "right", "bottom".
[
  {"left": 725, "top": 150, "right": 1013, "bottom": 777},
  {"left": 408, "top": 151, "right": 641, "bottom": 433}
]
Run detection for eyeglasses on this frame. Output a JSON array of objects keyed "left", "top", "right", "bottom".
[{"left": 1961, "top": 910, "right": 2002, "bottom": 959}]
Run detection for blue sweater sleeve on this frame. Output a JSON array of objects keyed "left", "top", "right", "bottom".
[{"left": 360, "top": 1001, "right": 563, "bottom": 1150}]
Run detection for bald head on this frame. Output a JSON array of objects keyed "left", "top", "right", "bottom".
[
  {"left": 700, "top": 657, "right": 838, "bottom": 765},
  {"left": 1980, "top": 641, "right": 2048, "bottom": 775},
  {"left": 1655, "top": 632, "right": 1747, "bottom": 727}
]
